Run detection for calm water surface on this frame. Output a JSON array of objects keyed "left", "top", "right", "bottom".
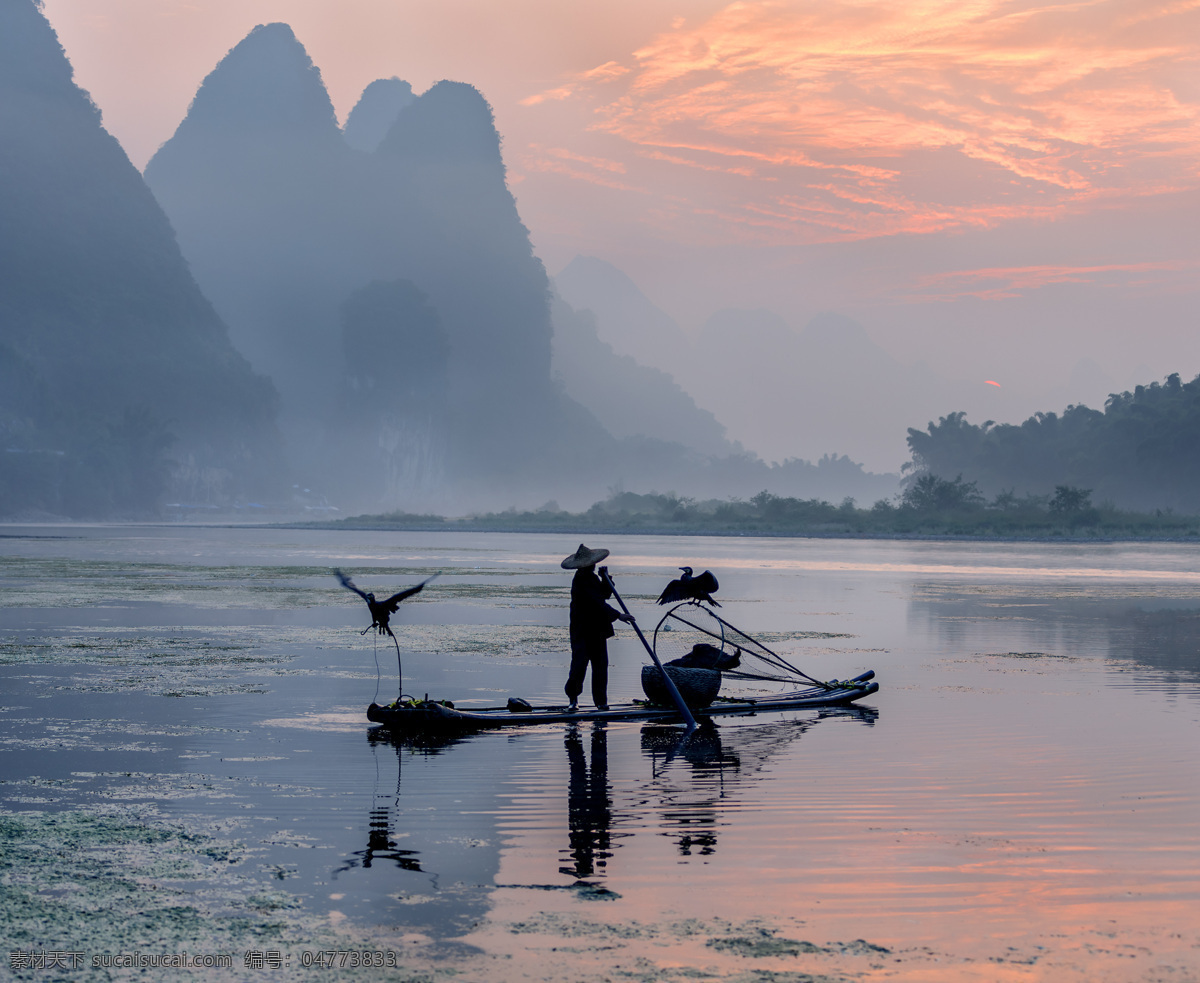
[{"left": 1, "top": 526, "right": 1197, "bottom": 982}]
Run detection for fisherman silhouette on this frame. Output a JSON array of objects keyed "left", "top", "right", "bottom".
[
  {"left": 336, "top": 569, "right": 438, "bottom": 699},
  {"left": 657, "top": 567, "right": 720, "bottom": 606}
]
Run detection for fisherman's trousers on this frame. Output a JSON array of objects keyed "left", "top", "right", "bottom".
[{"left": 565, "top": 636, "right": 608, "bottom": 707}]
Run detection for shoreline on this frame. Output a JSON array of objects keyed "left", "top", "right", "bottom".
[{"left": 4, "top": 517, "right": 1200, "bottom": 544}]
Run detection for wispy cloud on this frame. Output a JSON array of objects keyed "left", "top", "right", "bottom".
[
  {"left": 907, "top": 259, "right": 1198, "bottom": 301},
  {"left": 526, "top": 0, "right": 1200, "bottom": 243}
]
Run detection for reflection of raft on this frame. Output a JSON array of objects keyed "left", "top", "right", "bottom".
[{"left": 366, "top": 671, "right": 878, "bottom": 733}]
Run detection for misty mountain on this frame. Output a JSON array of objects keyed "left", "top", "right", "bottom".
[
  {"left": 555, "top": 255, "right": 689, "bottom": 371},
  {"left": 365, "top": 79, "right": 592, "bottom": 474},
  {"left": 907, "top": 373, "right": 1200, "bottom": 512},
  {"left": 548, "top": 296, "right": 898, "bottom": 504},
  {"left": 335, "top": 278, "right": 449, "bottom": 502},
  {"left": 342, "top": 77, "right": 414, "bottom": 152},
  {"left": 138, "top": 23, "right": 898, "bottom": 513},
  {"left": 144, "top": 23, "right": 354, "bottom": 431},
  {"left": 687, "top": 308, "right": 977, "bottom": 471},
  {"left": 550, "top": 295, "right": 735, "bottom": 458},
  {"left": 0, "top": 0, "right": 279, "bottom": 517},
  {"left": 145, "top": 25, "right": 617, "bottom": 511},
  {"left": 554, "top": 255, "right": 976, "bottom": 472}
]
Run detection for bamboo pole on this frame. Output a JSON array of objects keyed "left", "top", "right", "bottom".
[{"left": 601, "top": 569, "right": 697, "bottom": 731}]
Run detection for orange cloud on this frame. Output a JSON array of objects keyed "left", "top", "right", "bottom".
[
  {"left": 907, "top": 259, "right": 1198, "bottom": 301},
  {"left": 529, "top": 0, "right": 1200, "bottom": 244}
]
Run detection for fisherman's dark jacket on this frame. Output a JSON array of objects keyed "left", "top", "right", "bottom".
[{"left": 569, "top": 569, "right": 620, "bottom": 643}]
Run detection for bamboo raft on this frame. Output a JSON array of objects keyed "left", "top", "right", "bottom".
[
  {"left": 365, "top": 573, "right": 880, "bottom": 735},
  {"left": 368, "top": 671, "right": 877, "bottom": 733}
]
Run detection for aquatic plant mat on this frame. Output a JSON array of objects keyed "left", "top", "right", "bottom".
[{"left": 0, "top": 806, "right": 449, "bottom": 982}]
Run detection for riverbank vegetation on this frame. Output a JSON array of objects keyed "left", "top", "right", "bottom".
[
  {"left": 320, "top": 479, "right": 1200, "bottom": 540},
  {"left": 907, "top": 373, "right": 1200, "bottom": 514}
]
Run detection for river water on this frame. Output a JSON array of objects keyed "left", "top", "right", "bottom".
[{"left": 1, "top": 526, "right": 1197, "bottom": 982}]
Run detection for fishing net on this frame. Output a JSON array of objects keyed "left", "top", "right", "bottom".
[
  {"left": 652, "top": 602, "right": 831, "bottom": 694},
  {"left": 652, "top": 603, "right": 726, "bottom": 666}
]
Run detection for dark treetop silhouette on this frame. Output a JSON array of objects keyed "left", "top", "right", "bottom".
[{"left": 657, "top": 567, "right": 721, "bottom": 606}]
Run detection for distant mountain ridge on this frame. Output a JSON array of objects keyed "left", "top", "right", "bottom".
[
  {"left": 0, "top": 0, "right": 280, "bottom": 517},
  {"left": 554, "top": 255, "right": 978, "bottom": 472}
]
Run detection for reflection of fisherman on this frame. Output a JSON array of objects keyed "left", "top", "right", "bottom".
[
  {"left": 561, "top": 544, "right": 632, "bottom": 711},
  {"left": 561, "top": 722, "right": 613, "bottom": 878}
]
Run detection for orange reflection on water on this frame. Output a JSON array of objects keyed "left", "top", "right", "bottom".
[{"left": 458, "top": 710, "right": 1200, "bottom": 982}]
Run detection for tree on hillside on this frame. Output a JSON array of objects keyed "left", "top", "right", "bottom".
[
  {"left": 335, "top": 279, "right": 450, "bottom": 505},
  {"left": 340, "top": 278, "right": 449, "bottom": 413}
]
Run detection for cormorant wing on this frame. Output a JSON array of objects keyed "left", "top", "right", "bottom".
[
  {"left": 380, "top": 572, "right": 440, "bottom": 613},
  {"left": 335, "top": 568, "right": 369, "bottom": 602},
  {"left": 657, "top": 578, "right": 688, "bottom": 605},
  {"left": 693, "top": 570, "right": 719, "bottom": 595}
]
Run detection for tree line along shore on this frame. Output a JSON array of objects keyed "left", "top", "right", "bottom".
[{"left": 311, "top": 483, "right": 1200, "bottom": 541}]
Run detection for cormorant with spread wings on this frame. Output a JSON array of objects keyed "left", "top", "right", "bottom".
[
  {"left": 336, "top": 569, "right": 438, "bottom": 639},
  {"left": 657, "top": 567, "right": 720, "bottom": 606},
  {"left": 336, "top": 569, "right": 439, "bottom": 700}
]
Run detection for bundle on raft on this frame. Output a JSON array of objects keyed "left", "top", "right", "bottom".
[{"left": 640, "top": 665, "right": 722, "bottom": 708}]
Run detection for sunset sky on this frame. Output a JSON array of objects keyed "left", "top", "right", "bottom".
[{"left": 41, "top": 0, "right": 1200, "bottom": 458}]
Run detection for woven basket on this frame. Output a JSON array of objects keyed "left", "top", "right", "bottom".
[{"left": 640, "top": 664, "right": 721, "bottom": 709}]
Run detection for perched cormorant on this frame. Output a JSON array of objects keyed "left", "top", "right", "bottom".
[{"left": 656, "top": 567, "right": 720, "bottom": 606}]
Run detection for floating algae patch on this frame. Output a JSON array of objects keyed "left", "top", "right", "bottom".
[
  {"left": 0, "top": 627, "right": 322, "bottom": 697},
  {"left": 420, "top": 582, "right": 563, "bottom": 602},
  {"left": 709, "top": 929, "right": 828, "bottom": 957},
  {"left": 490, "top": 915, "right": 861, "bottom": 983},
  {"left": 399, "top": 624, "right": 566, "bottom": 657},
  {"left": 983, "top": 651, "right": 1075, "bottom": 660},
  {"left": 0, "top": 807, "right": 450, "bottom": 982},
  {"left": 715, "top": 973, "right": 845, "bottom": 983},
  {"left": 0, "top": 629, "right": 275, "bottom": 669},
  {"left": 747, "top": 631, "right": 855, "bottom": 642},
  {"left": 706, "top": 931, "right": 889, "bottom": 961},
  {"left": 507, "top": 912, "right": 653, "bottom": 939}
]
